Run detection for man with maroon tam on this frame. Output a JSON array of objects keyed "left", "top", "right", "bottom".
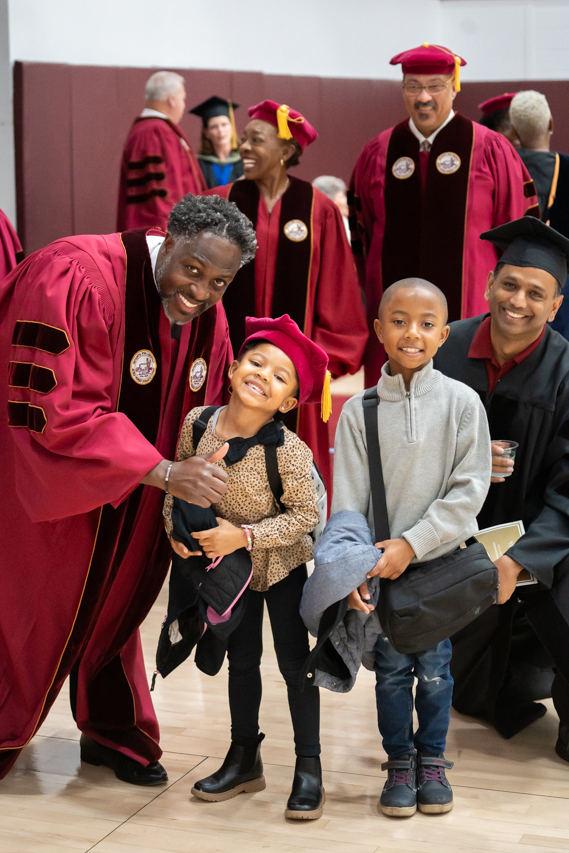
[
  {"left": 207, "top": 99, "right": 366, "bottom": 487},
  {"left": 350, "top": 44, "right": 539, "bottom": 385},
  {"left": 0, "top": 194, "right": 256, "bottom": 785},
  {"left": 117, "top": 71, "right": 206, "bottom": 231}
]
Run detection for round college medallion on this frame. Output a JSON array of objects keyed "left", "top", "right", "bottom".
[
  {"left": 436, "top": 152, "right": 461, "bottom": 174},
  {"left": 130, "top": 349, "right": 157, "bottom": 385},
  {"left": 283, "top": 219, "right": 308, "bottom": 242},
  {"left": 189, "top": 358, "right": 207, "bottom": 392},
  {"left": 392, "top": 157, "right": 415, "bottom": 180}
]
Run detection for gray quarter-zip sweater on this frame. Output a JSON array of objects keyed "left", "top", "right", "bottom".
[{"left": 331, "top": 359, "right": 491, "bottom": 562}]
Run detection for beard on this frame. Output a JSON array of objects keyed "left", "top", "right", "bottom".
[{"left": 155, "top": 260, "right": 190, "bottom": 325}]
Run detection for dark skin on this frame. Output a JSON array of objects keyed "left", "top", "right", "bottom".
[
  {"left": 239, "top": 119, "right": 296, "bottom": 213},
  {"left": 170, "top": 343, "right": 299, "bottom": 560},
  {"left": 141, "top": 230, "right": 243, "bottom": 507},
  {"left": 349, "top": 286, "right": 450, "bottom": 614},
  {"left": 484, "top": 263, "right": 563, "bottom": 603}
]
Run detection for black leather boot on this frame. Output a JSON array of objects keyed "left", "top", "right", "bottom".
[
  {"left": 191, "top": 734, "right": 265, "bottom": 802},
  {"left": 80, "top": 734, "right": 168, "bottom": 786},
  {"left": 285, "top": 755, "right": 325, "bottom": 820}
]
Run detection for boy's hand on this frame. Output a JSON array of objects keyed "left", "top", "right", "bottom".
[
  {"left": 348, "top": 581, "right": 375, "bottom": 615},
  {"left": 170, "top": 537, "right": 202, "bottom": 558},
  {"left": 367, "top": 538, "right": 415, "bottom": 580},
  {"left": 495, "top": 554, "right": 523, "bottom": 604},
  {"left": 194, "top": 518, "right": 248, "bottom": 560}
]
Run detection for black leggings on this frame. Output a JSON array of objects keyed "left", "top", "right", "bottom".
[{"left": 226, "top": 564, "right": 320, "bottom": 756}]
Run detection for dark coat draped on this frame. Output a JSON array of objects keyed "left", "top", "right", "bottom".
[{"left": 433, "top": 314, "right": 569, "bottom": 722}]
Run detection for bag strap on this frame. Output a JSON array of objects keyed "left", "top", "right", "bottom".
[
  {"left": 265, "top": 443, "right": 285, "bottom": 512},
  {"left": 362, "top": 387, "right": 391, "bottom": 542},
  {"left": 192, "top": 405, "right": 219, "bottom": 449}
]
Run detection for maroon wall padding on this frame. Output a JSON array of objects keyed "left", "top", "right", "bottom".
[{"left": 13, "top": 62, "right": 569, "bottom": 254}]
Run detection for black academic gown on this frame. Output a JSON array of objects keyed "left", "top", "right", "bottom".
[{"left": 434, "top": 315, "right": 569, "bottom": 727}]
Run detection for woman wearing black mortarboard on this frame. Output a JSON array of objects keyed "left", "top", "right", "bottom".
[
  {"left": 190, "top": 97, "right": 244, "bottom": 189},
  {"left": 434, "top": 216, "right": 569, "bottom": 761}
]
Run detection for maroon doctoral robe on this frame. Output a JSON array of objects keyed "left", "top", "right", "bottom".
[
  {"left": 117, "top": 117, "right": 207, "bottom": 231},
  {"left": 0, "top": 208, "right": 23, "bottom": 280},
  {"left": 0, "top": 229, "right": 231, "bottom": 777},
  {"left": 350, "top": 114, "right": 540, "bottom": 385},
  {"left": 207, "top": 178, "right": 367, "bottom": 488}
]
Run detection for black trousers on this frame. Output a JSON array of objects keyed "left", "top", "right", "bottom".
[{"left": 226, "top": 564, "right": 320, "bottom": 756}]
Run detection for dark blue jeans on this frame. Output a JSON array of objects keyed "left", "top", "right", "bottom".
[{"left": 373, "top": 633, "right": 453, "bottom": 758}]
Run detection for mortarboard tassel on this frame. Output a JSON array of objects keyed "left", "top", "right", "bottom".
[
  {"left": 276, "top": 104, "right": 293, "bottom": 139},
  {"left": 454, "top": 55, "right": 461, "bottom": 91},
  {"left": 321, "top": 370, "right": 332, "bottom": 423},
  {"left": 228, "top": 100, "right": 239, "bottom": 150}
]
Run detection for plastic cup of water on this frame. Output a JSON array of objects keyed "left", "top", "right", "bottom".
[{"left": 492, "top": 440, "right": 519, "bottom": 478}]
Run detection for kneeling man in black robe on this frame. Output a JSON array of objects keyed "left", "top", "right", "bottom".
[{"left": 434, "top": 217, "right": 569, "bottom": 760}]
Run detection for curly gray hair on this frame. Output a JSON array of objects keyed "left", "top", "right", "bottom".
[
  {"left": 168, "top": 194, "right": 257, "bottom": 268},
  {"left": 145, "top": 71, "right": 185, "bottom": 102}
]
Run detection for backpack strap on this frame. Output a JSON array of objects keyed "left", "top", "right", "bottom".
[
  {"left": 192, "top": 406, "right": 219, "bottom": 450},
  {"left": 362, "top": 387, "right": 391, "bottom": 542},
  {"left": 264, "top": 442, "right": 285, "bottom": 512}
]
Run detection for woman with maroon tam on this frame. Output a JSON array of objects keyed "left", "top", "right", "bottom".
[
  {"left": 164, "top": 314, "right": 329, "bottom": 819},
  {"left": 477, "top": 93, "right": 518, "bottom": 144},
  {"left": 205, "top": 100, "right": 367, "bottom": 488}
]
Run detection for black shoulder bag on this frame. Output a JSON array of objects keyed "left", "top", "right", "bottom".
[{"left": 362, "top": 387, "right": 499, "bottom": 654}]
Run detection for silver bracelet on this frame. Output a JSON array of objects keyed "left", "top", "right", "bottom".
[{"left": 164, "top": 462, "right": 174, "bottom": 495}]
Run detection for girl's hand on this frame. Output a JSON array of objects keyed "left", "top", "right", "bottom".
[
  {"left": 348, "top": 581, "right": 374, "bottom": 614},
  {"left": 194, "top": 518, "right": 249, "bottom": 559},
  {"left": 170, "top": 537, "right": 202, "bottom": 558},
  {"left": 367, "top": 538, "right": 415, "bottom": 580}
]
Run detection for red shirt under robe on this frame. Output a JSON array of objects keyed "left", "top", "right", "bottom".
[{"left": 468, "top": 315, "right": 545, "bottom": 394}]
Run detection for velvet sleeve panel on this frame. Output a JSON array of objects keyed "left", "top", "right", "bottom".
[
  {"left": 6, "top": 248, "right": 163, "bottom": 523},
  {"left": 349, "top": 133, "right": 388, "bottom": 291},
  {"left": 507, "top": 379, "right": 569, "bottom": 587},
  {"left": 311, "top": 192, "right": 368, "bottom": 377}
]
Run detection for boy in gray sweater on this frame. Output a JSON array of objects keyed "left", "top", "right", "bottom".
[{"left": 332, "top": 278, "right": 491, "bottom": 818}]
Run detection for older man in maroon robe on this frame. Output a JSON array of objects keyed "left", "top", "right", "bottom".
[
  {"left": 350, "top": 44, "right": 540, "bottom": 385},
  {"left": 117, "top": 71, "right": 207, "bottom": 231},
  {"left": 0, "top": 194, "right": 256, "bottom": 784}
]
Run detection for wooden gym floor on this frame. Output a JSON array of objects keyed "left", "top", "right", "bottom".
[{"left": 0, "top": 577, "right": 568, "bottom": 853}]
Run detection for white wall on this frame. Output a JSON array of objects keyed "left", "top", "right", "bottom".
[
  {"left": 7, "top": 0, "right": 441, "bottom": 80},
  {"left": 442, "top": 0, "right": 569, "bottom": 80},
  {"left": 0, "top": 0, "right": 16, "bottom": 223}
]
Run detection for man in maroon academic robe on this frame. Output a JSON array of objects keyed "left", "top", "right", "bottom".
[
  {"left": 0, "top": 194, "right": 256, "bottom": 784},
  {"left": 0, "top": 207, "right": 23, "bottom": 280},
  {"left": 117, "top": 71, "right": 207, "bottom": 231},
  {"left": 350, "top": 44, "right": 540, "bottom": 385}
]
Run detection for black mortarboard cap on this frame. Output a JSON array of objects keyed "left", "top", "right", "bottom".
[
  {"left": 480, "top": 216, "right": 569, "bottom": 287},
  {"left": 189, "top": 95, "right": 239, "bottom": 124}
]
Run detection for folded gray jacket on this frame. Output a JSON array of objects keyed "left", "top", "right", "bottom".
[{"left": 299, "top": 510, "right": 382, "bottom": 693}]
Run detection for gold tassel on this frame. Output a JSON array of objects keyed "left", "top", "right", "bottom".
[
  {"left": 228, "top": 100, "right": 239, "bottom": 150},
  {"left": 454, "top": 55, "right": 461, "bottom": 91},
  {"left": 321, "top": 370, "right": 332, "bottom": 423},
  {"left": 276, "top": 104, "right": 293, "bottom": 139}
]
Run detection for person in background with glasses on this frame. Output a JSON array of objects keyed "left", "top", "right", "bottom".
[{"left": 349, "top": 43, "right": 540, "bottom": 387}]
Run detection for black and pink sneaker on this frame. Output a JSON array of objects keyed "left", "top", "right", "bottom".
[{"left": 417, "top": 753, "right": 454, "bottom": 814}]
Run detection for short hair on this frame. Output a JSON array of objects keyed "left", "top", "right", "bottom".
[
  {"left": 284, "top": 139, "right": 302, "bottom": 169},
  {"left": 312, "top": 176, "right": 347, "bottom": 199},
  {"left": 145, "top": 71, "right": 185, "bottom": 102},
  {"left": 168, "top": 194, "right": 257, "bottom": 269},
  {"left": 478, "top": 108, "right": 511, "bottom": 133},
  {"left": 509, "top": 90, "right": 551, "bottom": 146},
  {"left": 493, "top": 260, "right": 562, "bottom": 297},
  {"left": 379, "top": 277, "right": 448, "bottom": 322}
]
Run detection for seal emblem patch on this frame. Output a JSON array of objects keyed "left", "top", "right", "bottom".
[
  {"left": 130, "top": 349, "right": 157, "bottom": 385},
  {"left": 392, "top": 157, "right": 415, "bottom": 179},
  {"left": 284, "top": 219, "right": 308, "bottom": 242},
  {"left": 189, "top": 358, "right": 207, "bottom": 392},
  {"left": 436, "top": 152, "right": 461, "bottom": 174}
]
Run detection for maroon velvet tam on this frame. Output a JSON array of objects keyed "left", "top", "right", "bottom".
[
  {"left": 247, "top": 100, "right": 318, "bottom": 152},
  {"left": 477, "top": 93, "right": 516, "bottom": 116},
  {"left": 390, "top": 43, "right": 466, "bottom": 75},
  {"left": 239, "top": 314, "right": 328, "bottom": 405}
]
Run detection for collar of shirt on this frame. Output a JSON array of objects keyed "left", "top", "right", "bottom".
[
  {"left": 408, "top": 109, "right": 455, "bottom": 147},
  {"left": 146, "top": 235, "right": 165, "bottom": 290},
  {"left": 467, "top": 314, "right": 546, "bottom": 393},
  {"left": 140, "top": 108, "right": 169, "bottom": 120}
]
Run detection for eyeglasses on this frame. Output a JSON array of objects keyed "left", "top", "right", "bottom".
[{"left": 402, "top": 79, "right": 455, "bottom": 95}]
